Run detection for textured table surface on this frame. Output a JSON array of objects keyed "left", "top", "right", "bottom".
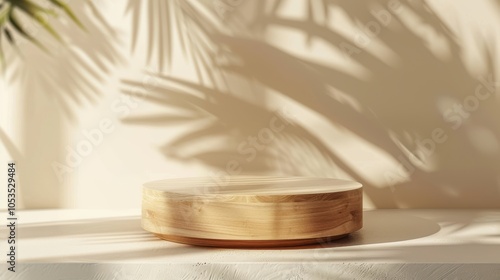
[{"left": 6, "top": 209, "right": 500, "bottom": 264}]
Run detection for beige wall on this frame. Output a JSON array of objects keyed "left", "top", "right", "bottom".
[{"left": 1, "top": 0, "right": 500, "bottom": 209}]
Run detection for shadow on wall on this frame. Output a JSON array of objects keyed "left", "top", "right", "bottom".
[
  {"left": 126, "top": 0, "right": 226, "bottom": 86},
  {"left": 1, "top": 0, "right": 122, "bottom": 208},
  {"left": 123, "top": 0, "right": 500, "bottom": 208}
]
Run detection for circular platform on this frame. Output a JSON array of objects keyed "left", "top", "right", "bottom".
[{"left": 141, "top": 177, "right": 363, "bottom": 247}]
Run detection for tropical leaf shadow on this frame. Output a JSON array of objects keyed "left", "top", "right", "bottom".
[
  {"left": 126, "top": 0, "right": 228, "bottom": 88},
  {"left": 123, "top": 0, "right": 500, "bottom": 209},
  {"left": 1, "top": 0, "right": 123, "bottom": 208}
]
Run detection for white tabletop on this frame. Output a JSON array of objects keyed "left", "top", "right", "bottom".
[{"left": 7, "top": 209, "right": 500, "bottom": 264}]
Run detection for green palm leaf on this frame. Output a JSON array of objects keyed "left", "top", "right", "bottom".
[
  {"left": 0, "top": 0, "right": 84, "bottom": 66},
  {"left": 47, "top": 0, "right": 85, "bottom": 29}
]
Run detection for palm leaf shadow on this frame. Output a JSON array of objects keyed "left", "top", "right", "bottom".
[
  {"left": 122, "top": 76, "right": 278, "bottom": 173},
  {"left": 120, "top": 0, "right": 420, "bottom": 207},
  {"left": 232, "top": 0, "right": 500, "bottom": 208},
  {"left": 126, "top": 0, "right": 226, "bottom": 88},
  {"left": 7, "top": 0, "right": 122, "bottom": 119},
  {"left": 122, "top": 72, "right": 401, "bottom": 206},
  {"left": 123, "top": 0, "right": 500, "bottom": 209},
  {"left": 1, "top": 0, "right": 122, "bottom": 208}
]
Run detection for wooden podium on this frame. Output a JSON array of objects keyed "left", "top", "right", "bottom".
[{"left": 142, "top": 177, "right": 363, "bottom": 247}]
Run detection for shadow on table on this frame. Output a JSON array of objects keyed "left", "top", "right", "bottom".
[
  {"left": 316, "top": 210, "right": 441, "bottom": 247},
  {"left": 244, "top": 210, "right": 441, "bottom": 251},
  {"left": 11, "top": 216, "right": 219, "bottom": 262},
  {"left": 14, "top": 217, "right": 146, "bottom": 240},
  {"left": 14, "top": 210, "right": 439, "bottom": 247},
  {"left": 12, "top": 210, "right": 500, "bottom": 263}
]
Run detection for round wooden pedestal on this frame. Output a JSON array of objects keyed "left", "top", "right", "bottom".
[{"left": 142, "top": 177, "right": 362, "bottom": 248}]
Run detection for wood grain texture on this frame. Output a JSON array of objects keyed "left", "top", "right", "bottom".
[{"left": 142, "top": 177, "right": 363, "bottom": 247}]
